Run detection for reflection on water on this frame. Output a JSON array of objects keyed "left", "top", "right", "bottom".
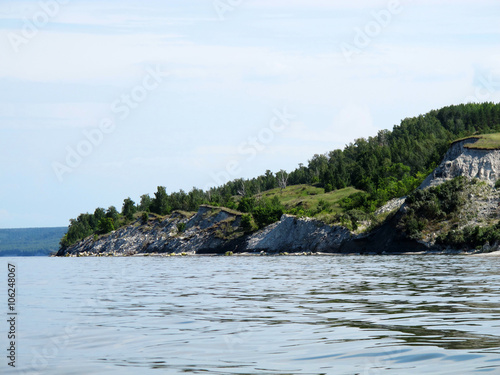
[{"left": 4, "top": 255, "right": 500, "bottom": 374}]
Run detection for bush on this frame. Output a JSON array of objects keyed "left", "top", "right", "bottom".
[
  {"left": 402, "top": 177, "right": 467, "bottom": 237},
  {"left": 141, "top": 212, "right": 149, "bottom": 224},
  {"left": 97, "top": 218, "right": 115, "bottom": 234},
  {"left": 340, "top": 192, "right": 370, "bottom": 211},
  {"left": 237, "top": 196, "right": 256, "bottom": 213},
  {"left": 177, "top": 222, "right": 186, "bottom": 233},
  {"left": 252, "top": 197, "right": 284, "bottom": 229},
  {"left": 437, "top": 223, "right": 500, "bottom": 249},
  {"left": 336, "top": 210, "right": 370, "bottom": 231},
  {"left": 316, "top": 199, "right": 332, "bottom": 214},
  {"left": 240, "top": 214, "right": 256, "bottom": 232}
]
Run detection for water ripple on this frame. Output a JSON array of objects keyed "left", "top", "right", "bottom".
[{"left": 4, "top": 255, "right": 500, "bottom": 374}]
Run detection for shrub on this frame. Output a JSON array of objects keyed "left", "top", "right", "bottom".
[
  {"left": 97, "top": 218, "right": 115, "bottom": 234},
  {"left": 252, "top": 197, "right": 284, "bottom": 229},
  {"left": 237, "top": 196, "right": 256, "bottom": 213},
  {"left": 402, "top": 177, "right": 467, "bottom": 237},
  {"left": 177, "top": 222, "right": 186, "bottom": 233},
  {"left": 240, "top": 214, "right": 255, "bottom": 232},
  {"left": 316, "top": 199, "right": 332, "bottom": 214}
]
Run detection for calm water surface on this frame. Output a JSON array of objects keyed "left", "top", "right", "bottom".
[{"left": 2, "top": 255, "right": 500, "bottom": 374}]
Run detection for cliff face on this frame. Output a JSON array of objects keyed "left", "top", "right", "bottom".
[
  {"left": 247, "top": 215, "right": 351, "bottom": 253},
  {"left": 420, "top": 139, "right": 500, "bottom": 189},
  {"left": 57, "top": 206, "right": 352, "bottom": 256},
  {"left": 342, "top": 139, "right": 500, "bottom": 254},
  {"left": 58, "top": 140, "right": 500, "bottom": 257}
]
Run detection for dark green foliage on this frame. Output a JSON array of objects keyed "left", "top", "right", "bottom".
[
  {"left": 61, "top": 103, "right": 500, "bottom": 249},
  {"left": 177, "top": 222, "right": 186, "bottom": 233},
  {"left": 316, "top": 199, "right": 332, "bottom": 214},
  {"left": 138, "top": 194, "right": 152, "bottom": 211},
  {"left": 94, "top": 208, "right": 105, "bottom": 223},
  {"left": 106, "top": 206, "right": 119, "bottom": 222},
  {"left": 151, "top": 186, "right": 171, "bottom": 215},
  {"left": 495, "top": 180, "right": 500, "bottom": 189},
  {"left": 437, "top": 223, "right": 500, "bottom": 250},
  {"left": 97, "top": 218, "right": 115, "bottom": 234},
  {"left": 60, "top": 213, "right": 97, "bottom": 249},
  {"left": 340, "top": 192, "right": 371, "bottom": 211},
  {"left": 252, "top": 196, "right": 284, "bottom": 229},
  {"left": 287, "top": 103, "right": 500, "bottom": 209},
  {"left": 122, "top": 197, "right": 136, "bottom": 221},
  {"left": 238, "top": 196, "right": 256, "bottom": 213},
  {"left": 141, "top": 212, "right": 149, "bottom": 224},
  {"left": 240, "top": 214, "right": 255, "bottom": 232},
  {"left": 402, "top": 177, "right": 467, "bottom": 239},
  {"left": 336, "top": 210, "right": 371, "bottom": 231},
  {"left": 406, "top": 176, "right": 466, "bottom": 216}
]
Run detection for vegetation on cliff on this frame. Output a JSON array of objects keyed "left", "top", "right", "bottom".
[
  {"left": 458, "top": 132, "right": 500, "bottom": 150},
  {"left": 401, "top": 176, "right": 500, "bottom": 250},
  {"left": 60, "top": 102, "right": 500, "bottom": 250}
]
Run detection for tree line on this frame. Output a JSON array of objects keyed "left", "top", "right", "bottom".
[{"left": 60, "top": 102, "right": 500, "bottom": 249}]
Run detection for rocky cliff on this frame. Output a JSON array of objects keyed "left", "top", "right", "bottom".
[
  {"left": 57, "top": 138, "right": 500, "bottom": 257},
  {"left": 346, "top": 137, "right": 500, "bottom": 254},
  {"left": 57, "top": 206, "right": 352, "bottom": 256},
  {"left": 419, "top": 138, "right": 500, "bottom": 189}
]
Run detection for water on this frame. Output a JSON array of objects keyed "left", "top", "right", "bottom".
[{"left": 1, "top": 255, "right": 500, "bottom": 374}]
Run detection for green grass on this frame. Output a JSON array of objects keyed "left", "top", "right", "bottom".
[
  {"left": 455, "top": 133, "right": 500, "bottom": 150},
  {"left": 259, "top": 184, "right": 363, "bottom": 214}
]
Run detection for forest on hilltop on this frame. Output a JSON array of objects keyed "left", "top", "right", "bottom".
[{"left": 60, "top": 102, "right": 500, "bottom": 249}]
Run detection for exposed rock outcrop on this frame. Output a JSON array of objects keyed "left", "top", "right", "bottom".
[
  {"left": 57, "top": 206, "right": 352, "bottom": 256},
  {"left": 247, "top": 215, "right": 351, "bottom": 253},
  {"left": 419, "top": 139, "right": 500, "bottom": 189},
  {"left": 57, "top": 139, "right": 500, "bottom": 257}
]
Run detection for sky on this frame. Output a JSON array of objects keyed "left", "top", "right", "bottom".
[{"left": 0, "top": 0, "right": 499, "bottom": 229}]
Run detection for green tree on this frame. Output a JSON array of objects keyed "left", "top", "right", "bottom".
[
  {"left": 151, "top": 186, "right": 171, "bottom": 215},
  {"left": 122, "top": 197, "right": 136, "bottom": 221},
  {"left": 106, "top": 206, "right": 119, "bottom": 223},
  {"left": 97, "top": 218, "right": 115, "bottom": 234},
  {"left": 138, "top": 194, "right": 152, "bottom": 212},
  {"left": 240, "top": 214, "right": 256, "bottom": 232},
  {"left": 238, "top": 196, "right": 256, "bottom": 213}
]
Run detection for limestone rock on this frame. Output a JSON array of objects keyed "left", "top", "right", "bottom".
[{"left": 420, "top": 139, "right": 500, "bottom": 189}]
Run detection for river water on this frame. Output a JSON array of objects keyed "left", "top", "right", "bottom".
[{"left": 1, "top": 255, "right": 500, "bottom": 374}]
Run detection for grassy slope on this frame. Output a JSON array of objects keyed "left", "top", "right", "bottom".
[
  {"left": 455, "top": 133, "right": 500, "bottom": 150},
  {"left": 258, "top": 184, "right": 362, "bottom": 214}
]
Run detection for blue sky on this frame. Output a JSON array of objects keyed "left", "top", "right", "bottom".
[{"left": 0, "top": 0, "right": 499, "bottom": 228}]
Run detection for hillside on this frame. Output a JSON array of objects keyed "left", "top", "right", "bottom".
[
  {"left": 60, "top": 102, "right": 500, "bottom": 251},
  {"left": 258, "top": 185, "right": 361, "bottom": 214},
  {"left": 0, "top": 227, "right": 67, "bottom": 256},
  {"left": 57, "top": 128, "right": 500, "bottom": 257}
]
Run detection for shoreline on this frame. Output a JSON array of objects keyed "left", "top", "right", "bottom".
[{"left": 54, "top": 249, "right": 493, "bottom": 258}]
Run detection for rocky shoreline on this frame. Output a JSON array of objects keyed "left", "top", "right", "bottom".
[
  {"left": 56, "top": 205, "right": 355, "bottom": 257},
  {"left": 57, "top": 139, "right": 500, "bottom": 257}
]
